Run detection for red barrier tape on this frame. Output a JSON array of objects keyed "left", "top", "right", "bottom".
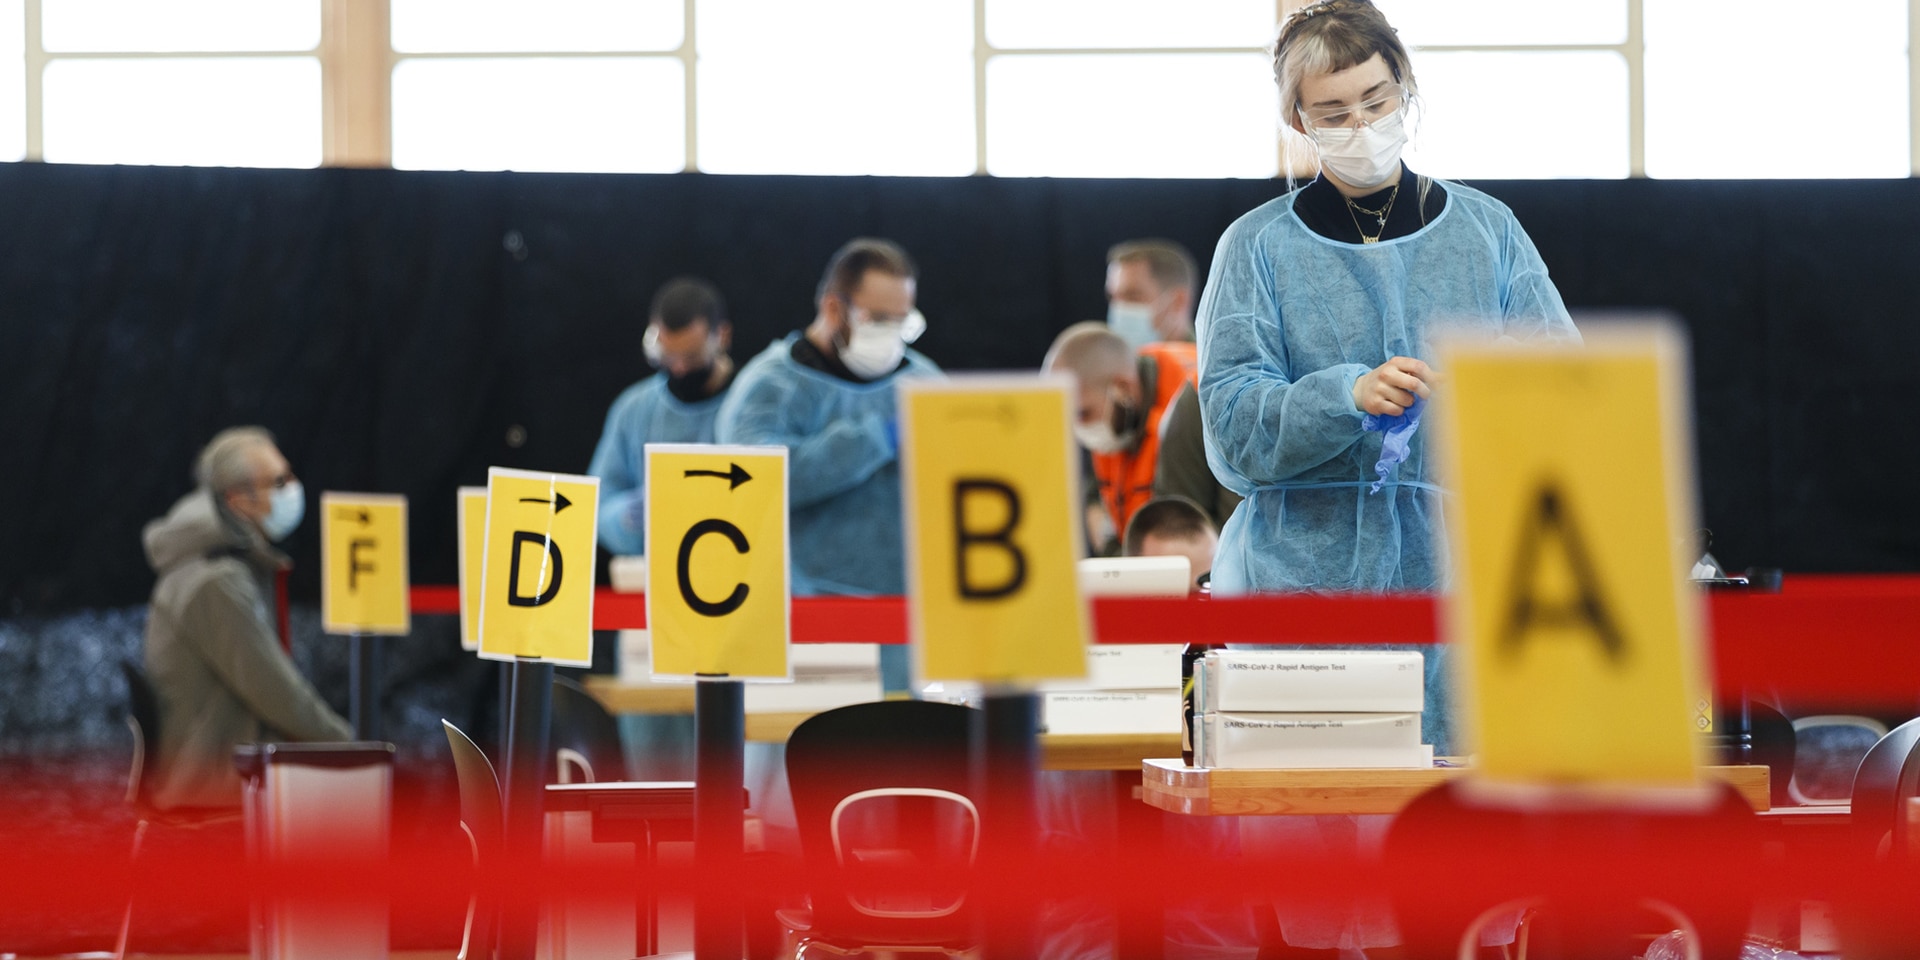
[{"left": 408, "top": 576, "right": 1920, "bottom": 702}]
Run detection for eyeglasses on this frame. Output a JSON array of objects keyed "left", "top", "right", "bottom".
[
  {"left": 1300, "top": 84, "right": 1406, "bottom": 133},
  {"left": 849, "top": 306, "right": 927, "bottom": 344}
]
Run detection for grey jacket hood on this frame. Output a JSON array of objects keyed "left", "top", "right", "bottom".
[{"left": 144, "top": 489, "right": 287, "bottom": 577}]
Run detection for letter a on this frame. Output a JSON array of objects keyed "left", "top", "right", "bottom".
[
  {"left": 953, "top": 478, "right": 1026, "bottom": 599},
  {"left": 1497, "top": 482, "right": 1627, "bottom": 664},
  {"left": 508, "top": 531, "right": 564, "bottom": 607}
]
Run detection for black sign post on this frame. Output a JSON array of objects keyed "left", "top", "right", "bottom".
[
  {"left": 347, "top": 632, "right": 384, "bottom": 741},
  {"left": 694, "top": 676, "right": 745, "bottom": 960},
  {"left": 977, "top": 686, "right": 1040, "bottom": 960},
  {"left": 497, "top": 657, "right": 554, "bottom": 960}
]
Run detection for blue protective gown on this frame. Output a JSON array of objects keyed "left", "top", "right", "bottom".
[
  {"left": 1198, "top": 179, "right": 1576, "bottom": 953},
  {"left": 716, "top": 334, "right": 942, "bottom": 598},
  {"left": 586, "top": 374, "right": 728, "bottom": 557},
  {"left": 1198, "top": 178, "right": 1580, "bottom": 596}
]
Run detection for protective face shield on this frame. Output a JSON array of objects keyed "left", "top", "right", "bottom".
[
  {"left": 840, "top": 307, "right": 926, "bottom": 380},
  {"left": 1106, "top": 300, "right": 1157, "bottom": 352},
  {"left": 1308, "top": 99, "right": 1409, "bottom": 191},
  {"left": 260, "top": 479, "right": 305, "bottom": 542}
]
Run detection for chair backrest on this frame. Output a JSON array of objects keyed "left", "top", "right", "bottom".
[
  {"left": 549, "top": 675, "right": 625, "bottom": 784},
  {"left": 1850, "top": 716, "right": 1920, "bottom": 859},
  {"left": 121, "top": 660, "right": 162, "bottom": 811},
  {"left": 785, "top": 700, "right": 979, "bottom": 946},
  {"left": 443, "top": 720, "right": 503, "bottom": 855},
  {"left": 1791, "top": 715, "right": 1889, "bottom": 804}
]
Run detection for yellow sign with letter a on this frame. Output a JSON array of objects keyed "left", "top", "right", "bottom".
[
  {"left": 901, "top": 376, "right": 1089, "bottom": 684},
  {"left": 478, "top": 468, "right": 599, "bottom": 665},
  {"left": 321, "top": 492, "right": 410, "bottom": 635},
  {"left": 646, "top": 445, "right": 790, "bottom": 679},
  {"left": 456, "top": 486, "right": 487, "bottom": 652},
  {"left": 1433, "top": 324, "right": 1708, "bottom": 793}
]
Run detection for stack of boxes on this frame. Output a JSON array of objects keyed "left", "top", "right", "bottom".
[
  {"left": 1190, "top": 649, "right": 1431, "bottom": 768},
  {"left": 1037, "top": 645, "right": 1185, "bottom": 735}
]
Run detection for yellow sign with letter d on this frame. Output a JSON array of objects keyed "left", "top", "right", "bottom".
[
  {"left": 478, "top": 467, "right": 599, "bottom": 665},
  {"left": 901, "top": 375, "right": 1089, "bottom": 684}
]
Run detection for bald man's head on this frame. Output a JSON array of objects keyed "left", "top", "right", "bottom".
[{"left": 1044, "top": 321, "right": 1145, "bottom": 452}]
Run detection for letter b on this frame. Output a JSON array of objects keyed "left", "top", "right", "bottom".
[
  {"left": 953, "top": 478, "right": 1026, "bottom": 600},
  {"left": 507, "top": 531, "right": 564, "bottom": 607}
]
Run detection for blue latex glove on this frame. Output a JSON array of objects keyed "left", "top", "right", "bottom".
[{"left": 1360, "top": 395, "right": 1426, "bottom": 495}]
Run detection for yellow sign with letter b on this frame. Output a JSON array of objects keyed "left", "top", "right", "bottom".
[
  {"left": 902, "top": 376, "right": 1089, "bottom": 684},
  {"left": 478, "top": 468, "right": 599, "bottom": 665},
  {"left": 645, "top": 445, "right": 790, "bottom": 679},
  {"left": 321, "top": 492, "right": 410, "bottom": 635},
  {"left": 1434, "top": 323, "right": 1708, "bottom": 793}
]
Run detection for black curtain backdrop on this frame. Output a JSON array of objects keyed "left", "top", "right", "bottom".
[{"left": 2, "top": 162, "right": 1915, "bottom": 612}]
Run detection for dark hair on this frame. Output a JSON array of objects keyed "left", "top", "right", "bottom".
[
  {"left": 1123, "top": 496, "right": 1216, "bottom": 557},
  {"left": 815, "top": 237, "right": 917, "bottom": 305},
  {"left": 1107, "top": 239, "right": 1197, "bottom": 295},
  {"left": 650, "top": 276, "right": 726, "bottom": 332}
]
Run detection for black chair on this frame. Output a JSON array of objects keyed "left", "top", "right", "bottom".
[
  {"left": 777, "top": 700, "right": 981, "bottom": 959},
  {"left": 551, "top": 675, "right": 627, "bottom": 784},
  {"left": 444, "top": 720, "right": 504, "bottom": 960},
  {"left": 1384, "top": 779, "right": 1760, "bottom": 960},
  {"left": 1849, "top": 716, "right": 1920, "bottom": 859},
  {"left": 114, "top": 660, "right": 241, "bottom": 960}
]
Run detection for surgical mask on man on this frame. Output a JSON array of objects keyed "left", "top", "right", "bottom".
[
  {"left": 261, "top": 480, "right": 305, "bottom": 542},
  {"left": 841, "top": 316, "right": 913, "bottom": 380},
  {"left": 1073, "top": 395, "right": 1143, "bottom": 454},
  {"left": 1107, "top": 300, "right": 1156, "bottom": 352},
  {"left": 1312, "top": 107, "right": 1408, "bottom": 192}
]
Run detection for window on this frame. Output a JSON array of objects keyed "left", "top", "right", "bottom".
[
  {"left": 1643, "top": 0, "right": 1909, "bottom": 178},
  {"left": 42, "top": 57, "right": 321, "bottom": 167},
  {"left": 0, "top": 0, "right": 23, "bottom": 161},
  {"left": 694, "top": 0, "right": 976, "bottom": 176},
  {"left": 33, "top": 0, "right": 320, "bottom": 168},
  {"left": 986, "top": 53, "right": 1277, "bottom": 179},
  {"left": 6, "top": 0, "right": 1919, "bottom": 178}
]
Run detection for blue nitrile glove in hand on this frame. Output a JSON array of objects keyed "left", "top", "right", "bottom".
[
  {"left": 1360, "top": 395, "right": 1426, "bottom": 495},
  {"left": 883, "top": 417, "right": 900, "bottom": 457}
]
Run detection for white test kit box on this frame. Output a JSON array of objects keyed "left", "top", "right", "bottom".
[
  {"left": 1041, "top": 644, "right": 1183, "bottom": 692},
  {"left": 1040, "top": 690, "right": 1183, "bottom": 735},
  {"left": 1197, "top": 712, "right": 1431, "bottom": 769},
  {"left": 1196, "top": 650, "right": 1425, "bottom": 713}
]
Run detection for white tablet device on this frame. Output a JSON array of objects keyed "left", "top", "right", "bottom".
[{"left": 1076, "top": 555, "right": 1192, "bottom": 598}]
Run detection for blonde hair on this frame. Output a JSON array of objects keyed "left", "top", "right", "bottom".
[{"left": 1272, "top": 0, "right": 1431, "bottom": 217}]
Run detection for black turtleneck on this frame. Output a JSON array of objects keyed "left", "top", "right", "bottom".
[{"left": 1293, "top": 165, "right": 1446, "bottom": 245}]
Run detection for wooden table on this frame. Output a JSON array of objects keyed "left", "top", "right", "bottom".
[
  {"left": 1141, "top": 758, "right": 1773, "bottom": 816},
  {"left": 585, "top": 677, "right": 1184, "bottom": 768}
]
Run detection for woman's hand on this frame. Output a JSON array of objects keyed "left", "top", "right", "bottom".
[{"left": 1352, "top": 356, "right": 1435, "bottom": 416}]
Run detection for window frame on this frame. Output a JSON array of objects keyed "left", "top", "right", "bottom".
[{"left": 10, "top": 0, "right": 1920, "bottom": 177}]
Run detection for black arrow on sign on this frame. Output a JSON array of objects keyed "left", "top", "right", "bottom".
[
  {"left": 334, "top": 508, "right": 370, "bottom": 525},
  {"left": 518, "top": 492, "right": 573, "bottom": 513},
  {"left": 684, "top": 464, "right": 753, "bottom": 490}
]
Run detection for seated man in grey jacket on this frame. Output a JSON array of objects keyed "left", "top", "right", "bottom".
[{"left": 142, "top": 427, "right": 352, "bottom": 810}]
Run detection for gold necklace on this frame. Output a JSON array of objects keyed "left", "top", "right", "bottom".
[{"left": 1344, "top": 183, "right": 1400, "bottom": 244}]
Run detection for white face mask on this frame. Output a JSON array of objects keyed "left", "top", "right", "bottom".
[
  {"left": 261, "top": 480, "right": 305, "bottom": 542},
  {"left": 1312, "top": 106, "right": 1408, "bottom": 192},
  {"left": 1072, "top": 421, "right": 1128, "bottom": 455},
  {"left": 841, "top": 320, "right": 908, "bottom": 379},
  {"left": 1106, "top": 301, "right": 1156, "bottom": 352}
]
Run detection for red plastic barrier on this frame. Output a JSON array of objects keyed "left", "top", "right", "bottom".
[{"left": 408, "top": 576, "right": 1920, "bottom": 702}]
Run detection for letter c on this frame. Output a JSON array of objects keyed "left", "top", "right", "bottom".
[{"left": 677, "top": 519, "right": 751, "bottom": 617}]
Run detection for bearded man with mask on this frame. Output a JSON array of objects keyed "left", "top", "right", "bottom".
[
  {"left": 141, "top": 427, "right": 352, "bottom": 810},
  {"left": 1042, "top": 322, "right": 1196, "bottom": 555},
  {"left": 589, "top": 277, "right": 736, "bottom": 556},
  {"left": 716, "top": 237, "right": 941, "bottom": 693}
]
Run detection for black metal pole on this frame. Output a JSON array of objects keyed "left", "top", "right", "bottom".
[
  {"left": 348, "top": 633, "right": 384, "bottom": 741},
  {"left": 694, "top": 677, "right": 745, "bottom": 960},
  {"left": 497, "top": 659, "right": 554, "bottom": 960},
  {"left": 976, "top": 687, "right": 1040, "bottom": 960}
]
